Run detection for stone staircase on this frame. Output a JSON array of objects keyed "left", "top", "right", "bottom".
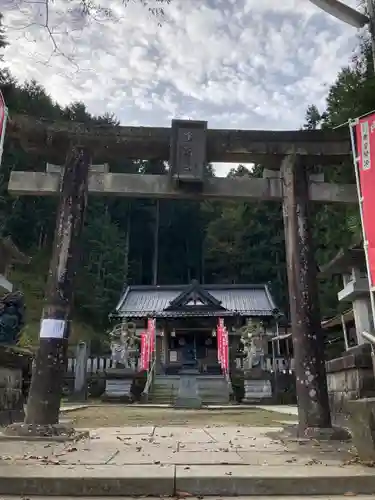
[{"left": 148, "top": 374, "right": 230, "bottom": 405}]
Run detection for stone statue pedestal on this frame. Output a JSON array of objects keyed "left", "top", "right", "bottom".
[
  {"left": 174, "top": 368, "right": 202, "bottom": 409},
  {"left": 242, "top": 367, "right": 272, "bottom": 404},
  {"left": 102, "top": 368, "right": 136, "bottom": 403}
]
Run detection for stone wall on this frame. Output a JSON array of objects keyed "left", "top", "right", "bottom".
[
  {"left": 0, "top": 346, "right": 32, "bottom": 425},
  {"left": 326, "top": 344, "right": 375, "bottom": 418}
]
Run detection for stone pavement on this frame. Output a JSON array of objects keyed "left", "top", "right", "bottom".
[
  {"left": 0, "top": 497, "right": 374, "bottom": 500},
  {"left": 0, "top": 425, "right": 375, "bottom": 496}
]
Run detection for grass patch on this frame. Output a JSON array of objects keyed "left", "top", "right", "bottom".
[{"left": 69, "top": 406, "right": 297, "bottom": 428}]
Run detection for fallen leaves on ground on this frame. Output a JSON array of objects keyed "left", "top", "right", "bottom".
[{"left": 69, "top": 407, "right": 297, "bottom": 428}]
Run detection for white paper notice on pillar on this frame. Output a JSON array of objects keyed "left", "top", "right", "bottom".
[{"left": 39, "top": 318, "right": 66, "bottom": 339}]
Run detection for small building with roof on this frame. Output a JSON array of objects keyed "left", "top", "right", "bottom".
[{"left": 113, "top": 280, "right": 282, "bottom": 375}]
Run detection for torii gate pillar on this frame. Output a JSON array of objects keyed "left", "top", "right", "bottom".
[{"left": 281, "top": 153, "right": 332, "bottom": 435}]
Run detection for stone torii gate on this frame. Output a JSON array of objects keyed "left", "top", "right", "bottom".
[{"left": 6, "top": 114, "right": 356, "bottom": 437}]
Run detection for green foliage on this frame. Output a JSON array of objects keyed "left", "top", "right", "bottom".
[
  {"left": 130, "top": 370, "right": 148, "bottom": 402},
  {"left": 304, "top": 105, "right": 321, "bottom": 130},
  {"left": 0, "top": 291, "right": 25, "bottom": 344},
  {"left": 203, "top": 165, "right": 287, "bottom": 311},
  {"left": 88, "top": 372, "right": 106, "bottom": 398},
  {"left": 74, "top": 203, "right": 126, "bottom": 326},
  {"left": 306, "top": 37, "right": 375, "bottom": 316},
  {"left": 0, "top": 14, "right": 7, "bottom": 55},
  {"left": 230, "top": 370, "right": 244, "bottom": 403}
]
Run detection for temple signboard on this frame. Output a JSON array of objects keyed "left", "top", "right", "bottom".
[{"left": 169, "top": 119, "right": 207, "bottom": 184}]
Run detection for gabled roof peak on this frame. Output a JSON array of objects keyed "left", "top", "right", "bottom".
[{"left": 166, "top": 281, "right": 224, "bottom": 311}]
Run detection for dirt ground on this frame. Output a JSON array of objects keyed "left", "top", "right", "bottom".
[{"left": 68, "top": 406, "right": 296, "bottom": 428}]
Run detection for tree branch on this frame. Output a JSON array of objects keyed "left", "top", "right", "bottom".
[{"left": 3, "top": 0, "right": 172, "bottom": 64}]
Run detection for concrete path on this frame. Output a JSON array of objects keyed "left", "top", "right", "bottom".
[
  {"left": 0, "top": 425, "right": 373, "bottom": 496},
  {"left": 255, "top": 405, "right": 298, "bottom": 416},
  {"left": 60, "top": 404, "right": 89, "bottom": 413},
  {"left": 61, "top": 402, "right": 284, "bottom": 409}
]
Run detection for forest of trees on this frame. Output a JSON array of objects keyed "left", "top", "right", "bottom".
[{"left": 0, "top": 13, "right": 374, "bottom": 350}]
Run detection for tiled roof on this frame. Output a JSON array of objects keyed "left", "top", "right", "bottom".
[{"left": 115, "top": 284, "right": 278, "bottom": 318}]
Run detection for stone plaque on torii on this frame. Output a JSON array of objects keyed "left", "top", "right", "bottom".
[{"left": 4, "top": 113, "right": 357, "bottom": 437}]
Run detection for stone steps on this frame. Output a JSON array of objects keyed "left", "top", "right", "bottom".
[
  {"left": 148, "top": 375, "right": 230, "bottom": 404},
  {"left": 1, "top": 464, "right": 375, "bottom": 497}
]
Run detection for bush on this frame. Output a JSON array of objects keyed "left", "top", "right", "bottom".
[
  {"left": 230, "top": 370, "right": 245, "bottom": 403},
  {"left": 88, "top": 373, "right": 106, "bottom": 398},
  {"left": 130, "top": 370, "right": 147, "bottom": 401},
  {"left": 270, "top": 373, "right": 297, "bottom": 404}
]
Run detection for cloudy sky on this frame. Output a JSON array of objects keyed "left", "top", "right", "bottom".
[{"left": 2, "top": 0, "right": 362, "bottom": 175}]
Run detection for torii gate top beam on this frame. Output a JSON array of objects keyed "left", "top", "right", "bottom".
[
  {"left": 8, "top": 170, "right": 358, "bottom": 204},
  {"left": 7, "top": 114, "right": 351, "bottom": 165}
]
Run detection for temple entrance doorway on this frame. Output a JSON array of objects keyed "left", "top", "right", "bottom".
[{"left": 166, "top": 328, "right": 219, "bottom": 375}]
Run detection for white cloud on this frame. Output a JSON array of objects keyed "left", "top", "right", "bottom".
[{"left": 1, "top": 0, "right": 362, "bottom": 175}]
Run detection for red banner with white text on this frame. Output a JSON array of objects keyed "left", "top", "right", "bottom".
[
  {"left": 352, "top": 114, "right": 375, "bottom": 288},
  {"left": 222, "top": 326, "right": 229, "bottom": 374},
  {"left": 147, "top": 318, "right": 155, "bottom": 366},
  {"left": 217, "top": 318, "right": 229, "bottom": 373},
  {"left": 217, "top": 318, "right": 223, "bottom": 366},
  {"left": 140, "top": 332, "right": 147, "bottom": 371}
]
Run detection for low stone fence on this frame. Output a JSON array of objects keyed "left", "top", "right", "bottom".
[
  {"left": 326, "top": 343, "right": 375, "bottom": 420},
  {"left": 66, "top": 355, "right": 115, "bottom": 375}
]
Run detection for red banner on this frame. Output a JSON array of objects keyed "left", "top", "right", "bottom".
[
  {"left": 217, "top": 318, "right": 229, "bottom": 373},
  {"left": 354, "top": 115, "right": 375, "bottom": 287},
  {"left": 140, "top": 332, "right": 147, "bottom": 371},
  {"left": 222, "top": 327, "right": 229, "bottom": 374},
  {"left": 217, "top": 318, "right": 224, "bottom": 366},
  {"left": 0, "top": 90, "right": 8, "bottom": 166},
  {"left": 147, "top": 318, "right": 155, "bottom": 366}
]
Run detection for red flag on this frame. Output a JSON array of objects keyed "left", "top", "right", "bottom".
[
  {"left": 0, "top": 91, "right": 8, "bottom": 166},
  {"left": 223, "top": 327, "right": 229, "bottom": 373},
  {"left": 353, "top": 115, "right": 375, "bottom": 287},
  {"left": 217, "top": 320, "right": 221, "bottom": 365},
  {"left": 147, "top": 318, "right": 155, "bottom": 367},
  {"left": 140, "top": 332, "right": 147, "bottom": 371},
  {"left": 217, "top": 318, "right": 224, "bottom": 367}
]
